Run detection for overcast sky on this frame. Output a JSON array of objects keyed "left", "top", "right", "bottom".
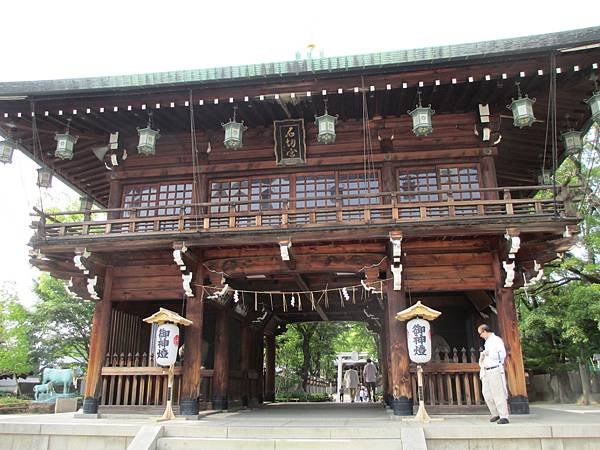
[{"left": 0, "top": 1, "right": 598, "bottom": 306}]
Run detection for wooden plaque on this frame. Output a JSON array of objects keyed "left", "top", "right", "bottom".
[{"left": 274, "top": 119, "right": 306, "bottom": 165}]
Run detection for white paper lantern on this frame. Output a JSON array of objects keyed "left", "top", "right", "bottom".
[
  {"left": 406, "top": 318, "right": 432, "bottom": 364},
  {"left": 155, "top": 323, "right": 180, "bottom": 366}
]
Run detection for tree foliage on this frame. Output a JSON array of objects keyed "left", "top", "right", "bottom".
[
  {"left": 518, "top": 125, "right": 600, "bottom": 375},
  {"left": 276, "top": 321, "right": 378, "bottom": 392},
  {"left": 0, "top": 284, "right": 33, "bottom": 377},
  {"left": 31, "top": 274, "right": 94, "bottom": 368}
]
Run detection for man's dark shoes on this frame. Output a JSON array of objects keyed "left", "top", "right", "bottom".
[
  {"left": 497, "top": 418, "right": 509, "bottom": 424},
  {"left": 489, "top": 416, "right": 500, "bottom": 422}
]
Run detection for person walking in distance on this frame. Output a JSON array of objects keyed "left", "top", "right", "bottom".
[
  {"left": 344, "top": 365, "right": 359, "bottom": 403},
  {"left": 363, "top": 358, "right": 377, "bottom": 402},
  {"left": 478, "top": 324, "right": 510, "bottom": 424}
]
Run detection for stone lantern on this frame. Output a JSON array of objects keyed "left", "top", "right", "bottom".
[
  {"left": 315, "top": 99, "right": 338, "bottom": 144},
  {"left": 54, "top": 120, "right": 78, "bottom": 160},
  {"left": 137, "top": 112, "right": 160, "bottom": 156},
  {"left": 0, "top": 139, "right": 15, "bottom": 164},
  {"left": 222, "top": 106, "right": 247, "bottom": 150},
  {"left": 37, "top": 167, "right": 53, "bottom": 188},
  {"left": 507, "top": 82, "right": 536, "bottom": 128},
  {"left": 585, "top": 90, "right": 600, "bottom": 125},
  {"left": 561, "top": 130, "right": 583, "bottom": 155},
  {"left": 408, "top": 91, "right": 435, "bottom": 137}
]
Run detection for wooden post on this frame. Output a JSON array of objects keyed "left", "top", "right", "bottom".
[
  {"left": 386, "top": 264, "right": 412, "bottom": 415},
  {"left": 257, "top": 330, "right": 265, "bottom": 404},
  {"left": 495, "top": 286, "right": 530, "bottom": 414},
  {"left": 212, "top": 308, "right": 230, "bottom": 410},
  {"left": 264, "top": 333, "right": 276, "bottom": 402},
  {"left": 180, "top": 262, "right": 206, "bottom": 416},
  {"left": 480, "top": 151, "right": 499, "bottom": 200},
  {"left": 240, "top": 320, "right": 251, "bottom": 406},
  {"left": 82, "top": 266, "right": 114, "bottom": 414},
  {"left": 380, "top": 309, "right": 391, "bottom": 406}
]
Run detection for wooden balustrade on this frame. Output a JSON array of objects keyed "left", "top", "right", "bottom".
[
  {"left": 99, "top": 352, "right": 213, "bottom": 407},
  {"left": 410, "top": 347, "right": 484, "bottom": 408},
  {"left": 32, "top": 185, "right": 573, "bottom": 240}
]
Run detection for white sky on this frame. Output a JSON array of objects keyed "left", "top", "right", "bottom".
[{"left": 0, "top": 1, "right": 598, "bottom": 306}]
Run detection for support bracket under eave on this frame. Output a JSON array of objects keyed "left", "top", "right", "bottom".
[
  {"left": 502, "top": 228, "right": 520, "bottom": 288},
  {"left": 389, "top": 231, "right": 403, "bottom": 291}
]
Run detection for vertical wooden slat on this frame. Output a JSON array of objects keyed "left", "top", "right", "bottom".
[
  {"left": 446, "top": 374, "right": 453, "bottom": 405},
  {"left": 436, "top": 372, "right": 445, "bottom": 404},
  {"left": 464, "top": 373, "right": 472, "bottom": 405},
  {"left": 162, "top": 374, "right": 168, "bottom": 405},
  {"left": 455, "top": 373, "right": 462, "bottom": 406},
  {"left": 428, "top": 373, "right": 436, "bottom": 405},
  {"left": 146, "top": 375, "right": 154, "bottom": 405},
  {"left": 138, "top": 375, "right": 146, "bottom": 406}
]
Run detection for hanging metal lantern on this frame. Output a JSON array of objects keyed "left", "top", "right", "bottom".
[
  {"left": 585, "top": 90, "right": 600, "bottom": 125},
  {"left": 54, "top": 120, "right": 78, "bottom": 160},
  {"left": 37, "top": 167, "right": 53, "bottom": 188},
  {"left": 561, "top": 130, "right": 584, "bottom": 155},
  {"left": 0, "top": 139, "right": 15, "bottom": 164},
  {"left": 137, "top": 112, "right": 160, "bottom": 156},
  {"left": 222, "top": 106, "right": 247, "bottom": 150},
  {"left": 507, "top": 82, "right": 536, "bottom": 128},
  {"left": 315, "top": 99, "right": 338, "bottom": 144},
  {"left": 407, "top": 91, "right": 435, "bottom": 137},
  {"left": 80, "top": 196, "right": 93, "bottom": 212}
]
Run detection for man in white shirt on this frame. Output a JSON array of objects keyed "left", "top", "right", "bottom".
[
  {"left": 363, "top": 358, "right": 377, "bottom": 402},
  {"left": 478, "top": 324, "right": 509, "bottom": 424},
  {"left": 344, "top": 366, "right": 359, "bottom": 403}
]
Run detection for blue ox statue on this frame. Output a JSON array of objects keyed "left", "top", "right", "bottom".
[{"left": 41, "top": 368, "right": 83, "bottom": 394}]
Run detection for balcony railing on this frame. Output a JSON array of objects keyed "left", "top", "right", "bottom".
[{"left": 31, "top": 185, "right": 576, "bottom": 241}]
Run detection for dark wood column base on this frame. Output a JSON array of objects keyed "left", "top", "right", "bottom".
[
  {"left": 212, "top": 394, "right": 228, "bottom": 410},
  {"left": 392, "top": 396, "right": 413, "bottom": 416},
  {"left": 264, "top": 392, "right": 275, "bottom": 402},
  {"left": 509, "top": 395, "right": 530, "bottom": 414},
  {"left": 82, "top": 396, "right": 99, "bottom": 414},
  {"left": 180, "top": 397, "right": 200, "bottom": 415}
]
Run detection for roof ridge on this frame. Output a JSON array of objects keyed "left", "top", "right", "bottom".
[{"left": 1, "top": 26, "right": 599, "bottom": 96}]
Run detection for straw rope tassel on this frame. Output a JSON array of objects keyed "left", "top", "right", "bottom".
[
  {"left": 298, "top": 293, "right": 302, "bottom": 311},
  {"left": 339, "top": 289, "right": 344, "bottom": 307},
  {"left": 282, "top": 293, "right": 287, "bottom": 312},
  {"left": 270, "top": 293, "right": 274, "bottom": 310},
  {"left": 255, "top": 292, "right": 258, "bottom": 311},
  {"left": 310, "top": 292, "right": 315, "bottom": 310}
]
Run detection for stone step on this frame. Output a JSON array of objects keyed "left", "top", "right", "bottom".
[
  {"left": 162, "top": 424, "right": 401, "bottom": 439},
  {"left": 157, "top": 436, "right": 403, "bottom": 450}
]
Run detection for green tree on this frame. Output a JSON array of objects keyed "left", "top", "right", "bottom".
[
  {"left": 31, "top": 274, "right": 94, "bottom": 368},
  {"left": 517, "top": 124, "right": 600, "bottom": 402},
  {"left": 0, "top": 285, "right": 33, "bottom": 378}
]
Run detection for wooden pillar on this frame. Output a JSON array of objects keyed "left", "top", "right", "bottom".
[
  {"left": 107, "top": 178, "right": 123, "bottom": 219},
  {"left": 496, "top": 286, "right": 529, "bottom": 414},
  {"left": 480, "top": 151, "right": 499, "bottom": 200},
  {"left": 264, "top": 333, "right": 276, "bottom": 402},
  {"left": 257, "top": 330, "right": 265, "bottom": 404},
  {"left": 386, "top": 264, "right": 412, "bottom": 415},
  {"left": 180, "top": 262, "right": 206, "bottom": 415},
  {"left": 379, "top": 324, "right": 390, "bottom": 405},
  {"left": 212, "top": 309, "right": 230, "bottom": 410},
  {"left": 82, "top": 266, "right": 114, "bottom": 414},
  {"left": 240, "top": 321, "right": 251, "bottom": 406}
]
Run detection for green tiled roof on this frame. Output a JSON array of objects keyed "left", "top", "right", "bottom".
[{"left": 1, "top": 26, "right": 599, "bottom": 96}]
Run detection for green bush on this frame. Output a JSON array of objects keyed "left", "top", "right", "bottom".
[{"left": 275, "top": 391, "right": 331, "bottom": 402}]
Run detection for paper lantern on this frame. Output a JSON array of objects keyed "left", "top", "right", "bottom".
[
  {"left": 155, "top": 323, "right": 180, "bottom": 366},
  {"left": 406, "top": 318, "right": 432, "bottom": 364}
]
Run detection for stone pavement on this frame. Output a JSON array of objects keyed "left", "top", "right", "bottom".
[{"left": 0, "top": 402, "right": 599, "bottom": 450}]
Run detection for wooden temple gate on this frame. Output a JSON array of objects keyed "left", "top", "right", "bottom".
[{"left": 2, "top": 26, "right": 598, "bottom": 415}]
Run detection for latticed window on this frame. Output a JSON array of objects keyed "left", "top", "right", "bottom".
[
  {"left": 338, "top": 172, "right": 380, "bottom": 206},
  {"left": 250, "top": 177, "right": 290, "bottom": 211},
  {"left": 210, "top": 180, "right": 250, "bottom": 213},
  {"left": 122, "top": 182, "right": 193, "bottom": 217},
  {"left": 397, "top": 166, "right": 480, "bottom": 202},
  {"left": 296, "top": 174, "right": 336, "bottom": 208}
]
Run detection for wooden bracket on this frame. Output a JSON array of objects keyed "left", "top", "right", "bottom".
[
  {"left": 172, "top": 242, "right": 195, "bottom": 297},
  {"left": 279, "top": 239, "right": 292, "bottom": 262},
  {"left": 389, "top": 232, "right": 403, "bottom": 291},
  {"left": 502, "top": 261, "right": 515, "bottom": 288}
]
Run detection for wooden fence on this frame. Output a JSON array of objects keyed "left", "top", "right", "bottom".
[{"left": 410, "top": 347, "right": 484, "bottom": 407}]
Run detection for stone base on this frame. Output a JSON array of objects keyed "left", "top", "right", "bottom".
[
  {"left": 55, "top": 397, "right": 78, "bottom": 413},
  {"left": 509, "top": 395, "right": 530, "bottom": 414},
  {"left": 82, "top": 396, "right": 98, "bottom": 414},
  {"left": 392, "top": 396, "right": 413, "bottom": 416},
  {"left": 212, "top": 394, "right": 228, "bottom": 411},
  {"left": 179, "top": 397, "right": 199, "bottom": 416}
]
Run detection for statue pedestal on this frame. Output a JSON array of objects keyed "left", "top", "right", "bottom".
[{"left": 55, "top": 397, "right": 78, "bottom": 413}]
